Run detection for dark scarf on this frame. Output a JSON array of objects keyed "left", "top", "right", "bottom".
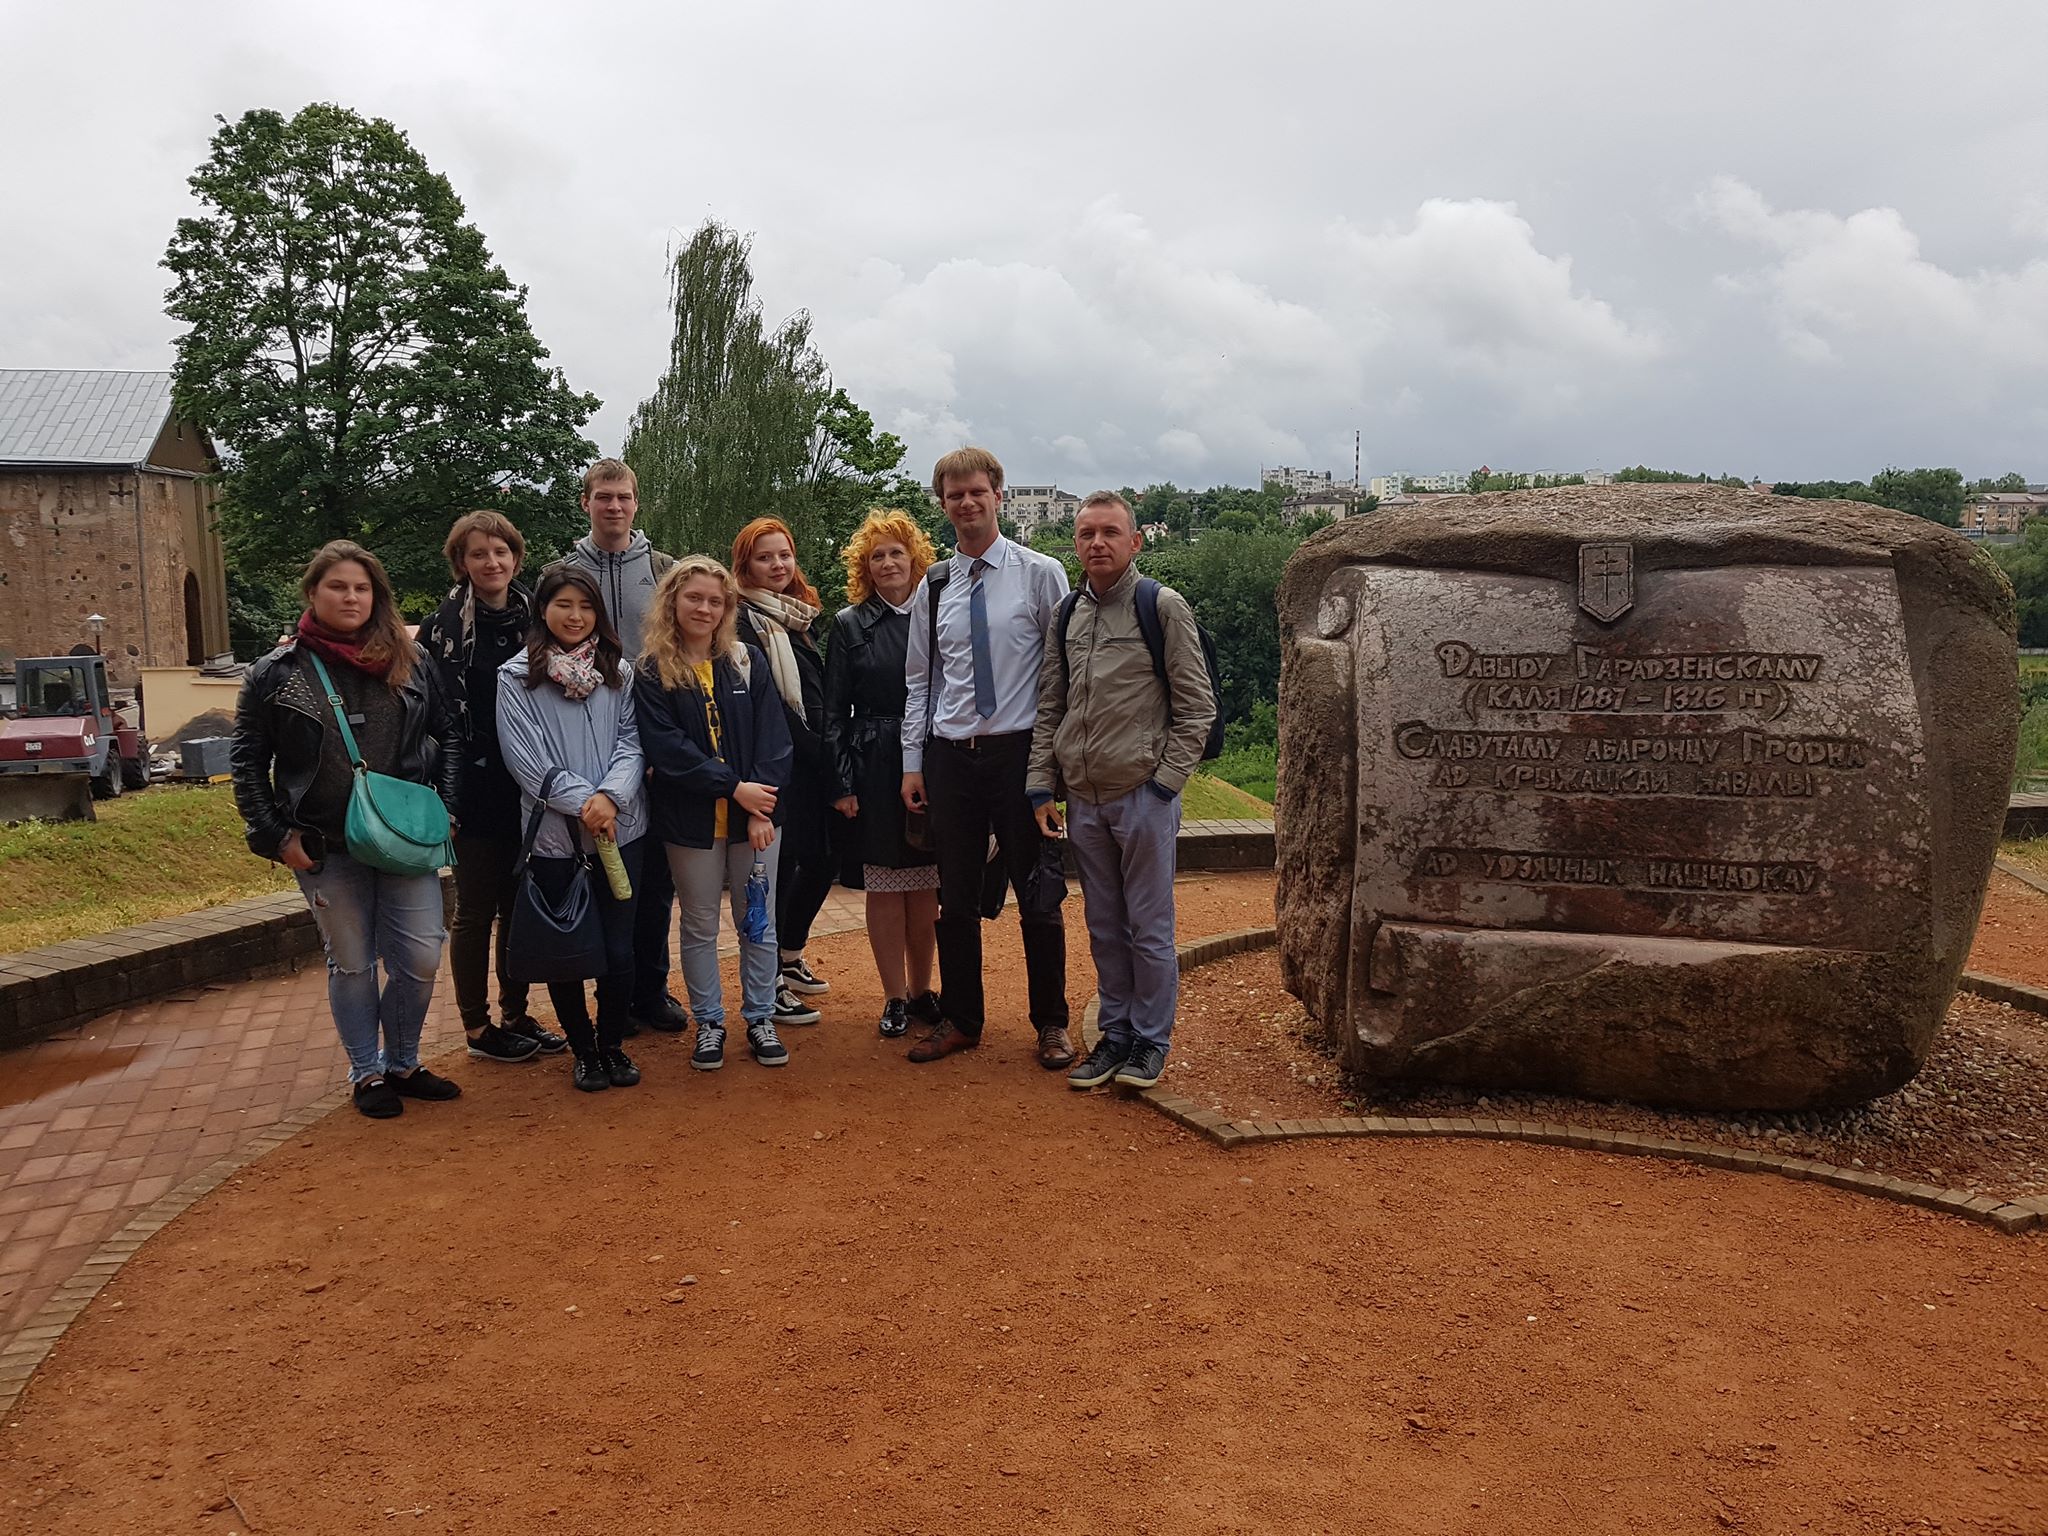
[{"left": 296, "top": 611, "right": 391, "bottom": 679}]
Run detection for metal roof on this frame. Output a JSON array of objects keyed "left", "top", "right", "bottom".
[{"left": 0, "top": 369, "right": 179, "bottom": 468}]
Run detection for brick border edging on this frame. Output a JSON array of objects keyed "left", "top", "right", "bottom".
[
  {"left": 0, "top": 1085, "right": 351, "bottom": 1416},
  {"left": 1083, "top": 926, "right": 2048, "bottom": 1240}
]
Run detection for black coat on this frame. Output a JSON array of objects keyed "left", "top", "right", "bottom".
[
  {"left": 822, "top": 597, "right": 934, "bottom": 880},
  {"left": 230, "top": 643, "right": 459, "bottom": 863},
  {"left": 413, "top": 582, "right": 530, "bottom": 839},
  {"left": 632, "top": 645, "right": 794, "bottom": 850}
]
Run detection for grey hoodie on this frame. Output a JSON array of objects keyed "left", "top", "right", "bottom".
[{"left": 556, "top": 531, "right": 673, "bottom": 656}]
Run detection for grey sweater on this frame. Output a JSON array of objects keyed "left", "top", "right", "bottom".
[
  {"left": 555, "top": 532, "right": 673, "bottom": 656},
  {"left": 495, "top": 650, "right": 647, "bottom": 857}
]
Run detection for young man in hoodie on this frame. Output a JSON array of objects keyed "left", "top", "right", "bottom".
[{"left": 551, "top": 459, "right": 688, "bottom": 1035}]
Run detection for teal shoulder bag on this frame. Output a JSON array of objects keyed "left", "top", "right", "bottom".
[{"left": 303, "top": 651, "right": 456, "bottom": 877}]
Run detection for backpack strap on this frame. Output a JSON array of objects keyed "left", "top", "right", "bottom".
[
  {"left": 1056, "top": 589, "right": 1083, "bottom": 689},
  {"left": 1132, "top": 577, "right": 1169, "bottom": 686},
  {"left": 922, "top": 564, "right": 951, "bottom": 741}
]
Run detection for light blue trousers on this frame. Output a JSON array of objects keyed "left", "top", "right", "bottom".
[
  {"left": 294, "top": 850, "right": 446, "bottom": 1082},
  {"left": 667, "top": 831, "right": 781, "bottom": 1028},
  {"left": 1067, "top": 786, "right": 1181, "bottom": 1047}
]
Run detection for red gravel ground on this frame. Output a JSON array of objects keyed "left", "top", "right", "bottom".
[{"left": 4, "top": 871, "right": 2047, "bottom": 1534}]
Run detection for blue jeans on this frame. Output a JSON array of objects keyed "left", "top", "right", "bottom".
[
  {"left": 667, "top": 832, "right": 780, "bottom": 1027},
  {"left": 1067, "top": 786, "right": 1181, "bottom": 1048},
  {"left": 294, "top": 850, "right": 446, "bottom": 1083}
]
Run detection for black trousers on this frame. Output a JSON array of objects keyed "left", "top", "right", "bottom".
[
  {"left": 925, "top": 733, "right": 1067, "bottom": 1037},
  {"left": 630, "top": 829, "right": 676, "bottom": 1009},
  {"left": 449, "top": 832, "right": 530, "bottom": 1030},
  {"left": 776, "top": 781, "right": 837, "bottom": 955},
  {"left": 530, "top": 838, "right": 643, "bottom": 1056}
]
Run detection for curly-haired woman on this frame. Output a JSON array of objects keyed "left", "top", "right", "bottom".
[{"left": 821, "top": 510, "right": 944, "bottom": 1038}]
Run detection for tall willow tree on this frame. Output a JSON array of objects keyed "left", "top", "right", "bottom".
[{"left": 625, "top": 224, "right": 827, "bottom": 564}]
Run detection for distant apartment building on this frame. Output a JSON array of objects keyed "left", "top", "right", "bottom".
[
  {"left": 1405, "top": 472, "right": 1467, "bottom": 493},
  {"left": 1002, "top": 483, "right": 1082, "bottom": 537},
  {"left": 1367, "top": 475, "right": 1405, "bottom": 499},
  {"left": 1262, "top": 465, "right": 1342, "bottom": 495},
  {"left": 1959, "top": 492, "right": 2048, "bottom": 538},
  {"left": 1281, "top": 488, "right": 1364, "bottom": 524}
]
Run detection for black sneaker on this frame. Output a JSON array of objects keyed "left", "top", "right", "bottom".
[
  {"left": 878, "top": 998, "right": 910, "bottom": 1038},
  {"left": 602, "top": 1047, "right": 642, "bottom": 1088},
  {"left": 572, "top": 1053, "right": 611, "bottom": 1092},
  {"left": 629, "top": 994, "right": 692, "bottom": 1033},
  {"left": 772, "top": 985, "right": 821, "bottom": 1027},
  {"left": 1113, "top": 1041, "right": 1168, "bottom": 1089},
  {"left": 352, "top": 1076, "right": 402, "bottom": 1119},
  {"left": 907, "top": 990, "right": 943, "bottom": 1028},
  {"left": 503, "top": 1014, "right": 568, "bottom": 1054},
  {"left": 467, "top": 1024, "right": 541, "bottom": 1064},
  {"left": 779, "top": 957, "right": 830, "bottom": 995},
  {"left": 691, "top": 1021, "right": 727, "bottom": 1072},
  {"left": 1068, "top": 1036, "right": 1132, "bottom": 1090},
  {"left": 388, "top": 1067, "right": 463, "bottom": 1101},
  {"left": 747, "top": 1020, "right": 790, "bottom": 1067}
]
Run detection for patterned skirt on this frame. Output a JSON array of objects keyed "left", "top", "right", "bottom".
[{"left": 863, "top": 861, "right": 939, "bottom": 893}]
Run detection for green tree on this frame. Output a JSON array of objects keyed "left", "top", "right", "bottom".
[
  {"left": 1970, "top": 471, "right": 2029, "bottom": 494},
  {"left": 1869, "top": 465, "right": 1967, "bottom": 527},
  {"left": 162, "top": 103, "right": 599, "bottom": 598},
  {"left": 1138, "top": 528, "right": 1295, "bottom": 723},
  {"left": 1991, "top": 520, "right": 2048, "bottom": 646},
  {"left": 626, "top": 222, "right": 826, "bottom": 569}
]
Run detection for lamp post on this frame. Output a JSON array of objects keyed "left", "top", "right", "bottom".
[{"left": 86, "top": 614, "right": 107, "bottom": 654}]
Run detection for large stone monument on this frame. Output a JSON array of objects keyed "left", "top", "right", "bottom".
[{"left": 1276, "top": 486, "right": 2016, "bottom": 1110}]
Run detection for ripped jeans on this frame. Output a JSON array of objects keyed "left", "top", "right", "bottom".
[{"left": 294, "top": 850, "right": 446, "bottom": 1083}]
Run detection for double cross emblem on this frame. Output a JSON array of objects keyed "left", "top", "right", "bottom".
[{"left": 1578, "top": 542, "right": 1633, "bottom": 624}]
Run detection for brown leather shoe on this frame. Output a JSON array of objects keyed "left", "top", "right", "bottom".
[
  {"left": 1036, "top": 1024, "right": 1076, "bottom": 1070},
  {"left": 907, "top": 1020, "right": 979, "bottom": 1063}
]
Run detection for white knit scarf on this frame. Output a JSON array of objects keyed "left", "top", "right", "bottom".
[{"left": 739, "top": 587, "right": 817, "bottom": 715}]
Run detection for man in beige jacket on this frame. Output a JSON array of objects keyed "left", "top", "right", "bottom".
[{"left": 1028, "top": 491, "right": 1216, "bottom": 1089}]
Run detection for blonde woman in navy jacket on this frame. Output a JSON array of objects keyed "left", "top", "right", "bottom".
[{"left": 634, "top": 556, "right": 794, "bottom": 1072}]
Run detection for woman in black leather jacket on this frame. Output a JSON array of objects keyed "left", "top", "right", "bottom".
[{"left": 231, "top": 540, "right": 461, "bottom": 1121}]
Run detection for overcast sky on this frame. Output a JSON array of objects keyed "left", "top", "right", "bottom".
[{"left": 5, "top": 0, "right": 2047, "bottom": 489}]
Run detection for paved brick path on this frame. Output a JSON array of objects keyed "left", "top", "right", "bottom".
[{"left": 0, "top": 886, "right": 868, "bottom": 1353}]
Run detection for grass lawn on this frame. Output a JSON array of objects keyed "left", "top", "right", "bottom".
[
  {"left": 0, "top": 771, "right": 1271, "bottom": 956},
  {"left": 1180, "top": 771, "right": 1273, "bottom": 819},
  {"left": 0, "top": 783, "right": 292, "bottom": 954},
  {"left": 2000, "top": 836, "right": 2048, "bottom": 878}
]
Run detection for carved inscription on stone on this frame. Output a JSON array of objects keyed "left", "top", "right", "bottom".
[{"left": 1348, "top": 562, "right": 1929, "bottom": 951}]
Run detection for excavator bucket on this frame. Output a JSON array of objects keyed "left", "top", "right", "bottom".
[{"left": 0, "top": 773, "right": 95, "bottom": 824}]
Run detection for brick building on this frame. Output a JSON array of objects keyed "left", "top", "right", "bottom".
[{"left": 0, "top": 370, "right": 230, "bottom": 684}]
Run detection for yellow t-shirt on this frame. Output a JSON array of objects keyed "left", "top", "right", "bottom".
[{"left": 693, "top": 660, "right": 728, "bottom": 841}]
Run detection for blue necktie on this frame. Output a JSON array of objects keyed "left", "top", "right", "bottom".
[{"left": 969, "top": 558, "right": 996, "bottom": 719}]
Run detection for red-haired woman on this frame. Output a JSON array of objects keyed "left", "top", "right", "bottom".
[
  {"left": 732, "top": 517, "right": 832, "bottom": 1028},
  {"left": 231, "top": 541, "right": 462, "bottom": 1120}
]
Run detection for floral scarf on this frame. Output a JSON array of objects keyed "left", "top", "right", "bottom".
[{"left": 543, "top": 635, "right": 604, "bottom": 701}]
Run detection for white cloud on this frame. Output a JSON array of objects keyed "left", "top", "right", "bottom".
[{"left": 1699, "top": 175, "right": 2048, "bottom": 374}]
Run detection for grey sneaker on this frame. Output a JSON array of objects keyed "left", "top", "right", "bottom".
[
  {"left": 1068, "top": 1036, "right": 1132, "bottom": 1090},
  {"left": 1113, "top": 1041, "right": 1168, "bottom": 1089},
  {"left": 747, "top": 1020, "right": 790, "bottom": 1067},
  {"left": 691, "top": 1021, "right": 727, "bottom": 1072}
]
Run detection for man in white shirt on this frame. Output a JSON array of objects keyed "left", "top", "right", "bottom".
[{"left": 901, "top": 448, "right": 1073, "bottom": 1067}]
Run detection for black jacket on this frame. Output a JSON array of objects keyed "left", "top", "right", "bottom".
[
  {"left": 821, "top": 597, "right": 929, "bottom": 874},
  {"left": 735, "top": 606, "right": 827, "bottom": 776},
  {"left": 413, "top": 582, "right": 531, "bottom": 838},
  {"left": 632, "top": 645, "right": 794, "bottom": 850},
  {"left": 231, "top": 643, "right": 460, "bottom": 863}
]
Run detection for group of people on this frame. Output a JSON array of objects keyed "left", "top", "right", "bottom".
[{"left": 231, "top": 448, "right": 1217, "bottom": 1118}]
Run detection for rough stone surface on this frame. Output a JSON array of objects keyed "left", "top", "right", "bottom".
[{"left": 1276, "top": 485, "right": 2016, "bottom": 1110}]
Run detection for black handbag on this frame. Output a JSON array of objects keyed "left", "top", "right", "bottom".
[{"left": 504, "top": 770, "right": 608, "bottom": 985}]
